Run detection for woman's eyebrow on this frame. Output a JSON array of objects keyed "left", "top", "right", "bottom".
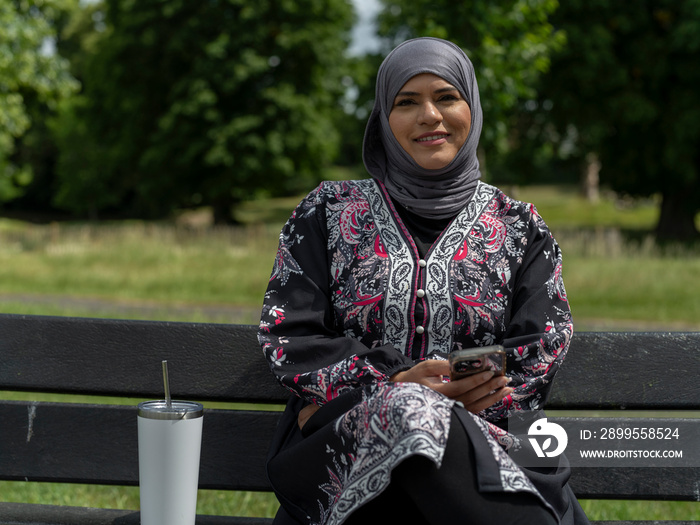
[
  {"left": 435, "top": 86, "right": 459, "bottom": 94},
  {"left": 394, "top": 86, "right": 459, "bottom": 98},
  {"left": 395, "top": 90, "right": 420, "bottom": 97}
]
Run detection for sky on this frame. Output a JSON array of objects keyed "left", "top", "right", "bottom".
[{"left": 348, "top": 0, "right": 383, "bottom": 55}]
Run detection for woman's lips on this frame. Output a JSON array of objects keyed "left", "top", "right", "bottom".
[{"left": 415, "top": 133, "right": 449, "bottom": 145}]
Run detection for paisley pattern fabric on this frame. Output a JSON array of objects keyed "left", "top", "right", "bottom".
[
  {"left": 258, "top": 179, "right": 574, "bottom": 524},
  {"left": 322, "top": 382, "right": 454, "bottom": 525}
]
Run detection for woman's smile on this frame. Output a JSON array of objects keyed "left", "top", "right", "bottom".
[
  {"left": 415, "top": 132, "right": 450, "bottom": 144},
  {"left": 388, "top": 73, "right": 472, "bottom": 170}
]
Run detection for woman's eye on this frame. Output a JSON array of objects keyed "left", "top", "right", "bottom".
[
  {"left": 395, "top": 99, "right": 415, "bottom": 107},
  {"left": 439, "top": 94, "right": 459, "bottom": 102}
]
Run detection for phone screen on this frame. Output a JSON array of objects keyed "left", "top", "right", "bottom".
[{"left": 448, "top": 345, "right": 505, "bottom": 381}]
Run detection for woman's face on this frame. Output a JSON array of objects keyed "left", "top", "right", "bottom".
[{"left": 388, "top": 73, "right": 472, "bottom": 170}]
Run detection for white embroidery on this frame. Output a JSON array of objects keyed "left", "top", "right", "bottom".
[
  {"left": 426, "top": 182, "right": 496, "bottom": 354},
  {"left": 361, "top": 181, "right": 416, "bottom": 354}
]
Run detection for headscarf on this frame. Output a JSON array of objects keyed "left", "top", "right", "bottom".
[{"left": 362, "top": 37, "right": 483, "bottom": 220}]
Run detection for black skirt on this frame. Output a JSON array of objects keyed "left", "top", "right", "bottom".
[{"left": 265, "top": 382, "right": 590, "bottom": 525}]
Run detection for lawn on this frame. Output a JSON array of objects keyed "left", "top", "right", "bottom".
[{"left": 1, "top": 184, "right": 698, "bottom": 329}]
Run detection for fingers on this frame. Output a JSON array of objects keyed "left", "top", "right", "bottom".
[
  {"left": 455, "top": 374, "right": 513, "bottom": 413},
  {"left": 389, "top": 361, "right": 512, "bottom": 414},
  {"left": 391, "top": 359, "right": 449, "bottom": 385},
  {"left": 297, "top": 404, "right": 320, "bottom": 430},
  {"left": 443, "top": 371, "right": 513, "bottom": 412},
  {"left": 461, "top": 386, "right": 513, "bottom": 413},
  {"left": 440, "top": 370, "right": 498, "bottom": 397}
]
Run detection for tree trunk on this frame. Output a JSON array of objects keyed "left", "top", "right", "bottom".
[
  {"left": 655, "top": 188, "right": 700, "bottom": 243},
  {"left": 582, "top": 152, "right": 600, "bottom": 203},
  {"left": 212, "top": 197, "right": 239, "bottom": 225}
]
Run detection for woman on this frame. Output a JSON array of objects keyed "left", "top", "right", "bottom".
[{"left": 258, "top": 37, "right": 589, "bottom": 525}]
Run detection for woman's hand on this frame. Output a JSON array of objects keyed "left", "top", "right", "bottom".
[
  {"left": 298, "top": 404, "right": 320, "bottom": 430},
  {"left": 390, "top": 360, "right": 513, "bottom": 414}
]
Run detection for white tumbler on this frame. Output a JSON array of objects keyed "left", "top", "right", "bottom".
[{"left": 137, "top": 400, "right": 204, "bottom": 525}]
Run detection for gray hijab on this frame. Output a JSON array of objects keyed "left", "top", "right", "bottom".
[{"left": 362, "top": 37, "right": 483, "bottom": 220}]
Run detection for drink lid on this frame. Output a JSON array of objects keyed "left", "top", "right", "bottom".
[{"left": 137, "top": 400, "right": 204, "bottom": 420}]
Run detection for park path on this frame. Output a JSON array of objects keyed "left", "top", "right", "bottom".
[
  {"left": 2, "top": 293, "right": 699, "bottom": 332},
  {"left": 0, "top": 293, "right": 261, "bottom": 324}
]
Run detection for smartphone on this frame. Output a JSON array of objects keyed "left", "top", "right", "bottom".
[{"left": 448, "top": 345, "right": 506, "bottom": 381}]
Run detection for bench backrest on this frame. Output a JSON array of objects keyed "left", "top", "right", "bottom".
[{"left": 1, "top": 314, "right": 698, "bottom": 499}]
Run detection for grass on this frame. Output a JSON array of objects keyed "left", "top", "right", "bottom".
[
  {"left": 1, "top": 184, "right": 698, "bottom": 329},
  {"left": 1, "top": 184, "right": 699, "bottom": 520},
  {"left": 565, "top": 256, "right": 700, "bottom": 328},
  {"left": 515, "top": 185, "right": 661, "bottom": 231},
  {"left": 0, "top": 222, "right": 279, "bottom": 308},
  {"left": 0, "top": 299, "right": 257, "bottom": 324},
  {"left": 0, "top": 482, "right": 280, "bottom": 518},
  {"left": 1, "top": 483, "right": 697, "bottom": 520},
  {"left": 579, "top": 500, "right": 700, "bottom": 521}
]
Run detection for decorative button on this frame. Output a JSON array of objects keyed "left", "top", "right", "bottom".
[
  {"left": 415, "top": 325, "right": 425, "bottom": 334},
  {"left": 416, "top": 289, "right": 426, "bottom": 298},
  {"left": 418, "top": 259, "right": 427, "bottom": 268}
]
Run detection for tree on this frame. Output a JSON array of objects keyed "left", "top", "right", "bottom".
[
  {"left": 54, "top": 0, "right": 354, "bottom": 222},
  {"left": 538, "top": 0, "right": 700, "bottom": 241},
  {"left": 375, "top": 0, "right": 565, "bottom": 164},
  {"left": 0, "top": 0, "right": 79, "bottom": 205}
]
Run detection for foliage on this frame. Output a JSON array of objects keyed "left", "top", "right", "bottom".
[
  {"left": 0, "top": 0, "right": 79, "bottom": 203},
  {"left": 332, "top": 53, "right": 383, "bottom": 167},
  {"left": 52, "top": 0, "right": 354, "bottom": 222},
  {"left": 535, "top": 0, "right": 700, "bottom": 241},
  {"left": 375, "top": 0, "right": 565, "bottom": 158}
]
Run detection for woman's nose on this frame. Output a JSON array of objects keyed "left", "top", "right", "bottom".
[{"left": 417, "top": 102, "right": 442, "bottom": 125}]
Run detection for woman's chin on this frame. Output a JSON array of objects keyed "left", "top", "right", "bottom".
[{"left": 414, "top": 156, "right": 454, "bottom": 171}]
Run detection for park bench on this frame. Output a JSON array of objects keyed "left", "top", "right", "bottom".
[{"left": 0, "top": 313, "right": 698, "bottom": 525}]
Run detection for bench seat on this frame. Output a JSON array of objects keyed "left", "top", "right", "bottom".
[{"left": 1, "top": 314, "right": 698, "bottom": 524}]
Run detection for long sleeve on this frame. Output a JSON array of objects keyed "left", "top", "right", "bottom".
[
  {"left": 258, "top": 185, "right": 414, "bottom": 406},
  {"left": 483, "top": 205, "right": 573, "bottom": 422}
]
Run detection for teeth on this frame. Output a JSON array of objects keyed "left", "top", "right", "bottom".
[{"left": 417, "top": 135, "right": 447, "bottom": 142}]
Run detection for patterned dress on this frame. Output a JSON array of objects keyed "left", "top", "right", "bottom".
[{"left": 259, "top": 179, "right": 581, "bottom": 525}]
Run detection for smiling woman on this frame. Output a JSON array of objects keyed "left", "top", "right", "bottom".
[{"left": 257, "top": 37, "right": 589, "bottom": 525}]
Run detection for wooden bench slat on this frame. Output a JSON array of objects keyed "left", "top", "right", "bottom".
[
  {"left": 0, "top": 401, "right": 276, "bottom": 491},
  {"left": 0, "top": 315, "right": 284, "bottom": 403},
  {"left": 2, "top": 314, "right": 699, "bottom": 409},
  {"left": 551, "top": 332, "right": 700, "bottom": 410},
  {"left": 569, "top": 467, "right": 700, "bottom": 501},
  {"left": 3, "top": 400, "right": 698, "bottom": 501}
]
